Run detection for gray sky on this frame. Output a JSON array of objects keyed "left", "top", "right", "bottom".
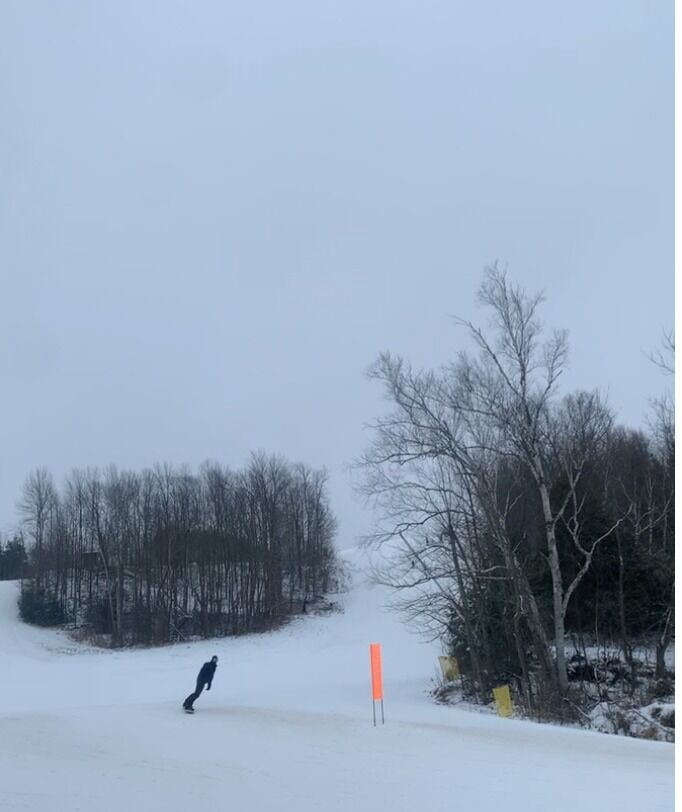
[{"left": 0, "top": 1, "right": 673, "bottom": 542}]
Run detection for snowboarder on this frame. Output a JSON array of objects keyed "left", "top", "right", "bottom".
[{"left": 183, "top": 655, "right": 218, "bottom": 712}]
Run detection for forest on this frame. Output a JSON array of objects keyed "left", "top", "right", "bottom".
[
  {"left": 358, "top": 267, "right": 674, "bottom": 726},
  {"left": 10, "top": 454, "right": 338, "bottom": 646}
]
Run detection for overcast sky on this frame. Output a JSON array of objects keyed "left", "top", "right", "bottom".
[{"left": 0, "top": 1, "right": 673, "bottom": 542}]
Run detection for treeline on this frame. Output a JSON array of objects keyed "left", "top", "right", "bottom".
[
  {"left": 0, "top": 536, "right": 28, "bottom": 580},
  {"left": 18, "top": 454, "right": 338, "bottom": 646},
  {"left": 360, "top": 268, "right": 674, "bottom": 717}
]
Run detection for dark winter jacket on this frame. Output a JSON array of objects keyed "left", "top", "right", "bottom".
[{"left": 198, "top": 660, "right": 217, "bottom": 688}]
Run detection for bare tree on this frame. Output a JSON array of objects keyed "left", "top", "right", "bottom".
[
  {"left": 646, "top": 330, "right": 674, "bottom": 375},
  {"left": 358, "top": 345, "right": 558, "bottom": 699},
  {"left": 18, "top": 467, "right": 57, "bottom": 590},
  {"left": 646, "top": 330, "right": 675, "bottom": 678},
  {"left": 457, "top": 268, "right": 630, "bottom": 693},
  {"left": 359, "top": 267, "right": 634, "bottom": 701}
]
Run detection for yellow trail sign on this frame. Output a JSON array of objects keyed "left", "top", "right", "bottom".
[
  {"left": 493, "top": 685, "right": 513, "bottom": 718},
  {"left": 438, "top": 655, "right": 460, "bottom": 681}
]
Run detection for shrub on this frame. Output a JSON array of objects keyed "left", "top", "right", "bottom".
[
  {"left": 650, "top": 677, "right": 674, "bottom": 700},
  {"left": 19, "top": 583, "right": 65, "bottom": 627}
]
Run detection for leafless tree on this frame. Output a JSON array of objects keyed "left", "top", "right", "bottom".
[
  {"left": 17, "top": 457, "right": 338, "bottom": 647},
  {"left": 359, "top": 267, "right": 638, "bottom": 703},
  {"left": 18, "top": 467, "right": 57, "bottom": 589},
  {"left": 646, "top": 330, "right": 675, "bottom": 375}
]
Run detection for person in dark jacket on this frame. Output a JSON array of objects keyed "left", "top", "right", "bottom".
[{"left": 183, "top": 655, "right": 218, "bottom": 711}]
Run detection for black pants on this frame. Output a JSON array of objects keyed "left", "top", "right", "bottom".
[{"left": 184, "top": 678, "right": 208, "bottom": 709}]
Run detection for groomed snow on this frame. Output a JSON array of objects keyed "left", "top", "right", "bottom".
[{"left": 0, "top": 549, "right": 674, "bottom": 811}]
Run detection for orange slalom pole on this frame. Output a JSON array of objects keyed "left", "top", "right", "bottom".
[{"left": 369, "top": 643, "right": 384, "bottom": 725}]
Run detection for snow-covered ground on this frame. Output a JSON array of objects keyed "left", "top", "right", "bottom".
[{"left": 0, "top": 549, "right": 674, "bottom": 811}]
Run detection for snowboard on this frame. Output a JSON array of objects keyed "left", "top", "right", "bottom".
[{"left": 183, "top": 706, "right": 195, "bottom": 714}]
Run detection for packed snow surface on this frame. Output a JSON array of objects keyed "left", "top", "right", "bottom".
[{"left": 0, "top": 549, "right": 674, "bottom": 811}]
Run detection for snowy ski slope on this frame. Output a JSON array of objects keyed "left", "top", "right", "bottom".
[{"left": 0, "top": 549, "right": 674, "bottom": 811}]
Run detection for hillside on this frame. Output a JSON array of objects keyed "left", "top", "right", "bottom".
[{"left": 0, "top": 548, "right": 673, "bottom": 811}]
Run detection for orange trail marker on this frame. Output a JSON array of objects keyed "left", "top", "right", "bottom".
[{"left": 369, "top": 643, "right": 384, "bottom": 726}]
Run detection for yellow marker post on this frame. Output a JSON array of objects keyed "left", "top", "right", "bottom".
[
  {"left": 493, "top": 685, "right": 513, "bottom": 718},
  {"left": 438, "top": 655, "right": 460, "bottom": 681}
]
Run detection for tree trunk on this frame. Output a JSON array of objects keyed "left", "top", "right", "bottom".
[
  {"left": 655, "top": 605, "right": 673, "bottom": 679},
  {"left": 616, "top": 532, "right": 634, "bottom": 674},
  {"left": 535, "top": 467, "right": 569, "bottom": 694},
  {"left": 447, "top": 529, "right": 484, "bottom": 695}
]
